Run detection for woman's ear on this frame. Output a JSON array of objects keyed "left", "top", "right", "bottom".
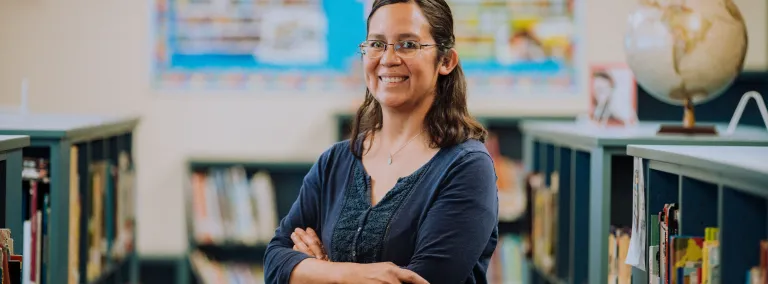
[{"left": 438, "top": 48, "right": 459, "bottom": 75}]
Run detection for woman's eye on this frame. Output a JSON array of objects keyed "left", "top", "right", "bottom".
[
  {"left": 371, "top": 41, "right": 385, "bottom": 48},
  {"left": 401, "top": 41, "right": 418, "bottom": 49}
]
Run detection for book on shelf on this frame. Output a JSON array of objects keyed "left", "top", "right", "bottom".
[
  {"left": 670, "top": 236, "right": 703, "bottom": 283},
  {"left": 189, "top": 166, "right": 279, "bottom": 247},
  {"left": 68, "top": 146, "right": 80, "bottom": 284},
  {"left": 530, "top": 172, "right": 557, "bottom": 274},
  {"left": 1, "top": 228, "right": 23, "bottom": 284},
  {"left": 659, "top": 203, "right": 679, "bottom": 284}
]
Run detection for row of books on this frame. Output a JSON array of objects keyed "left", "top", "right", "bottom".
[
  {"left": 21, "top": 158, "right": 50, "bottom": 284},
  {"left": 66, "top": 147, "right": 136, "bottom": 284},
  {"left": 650, "top": 203, "right": 719, "bottom": 284},
  {"left": 487, "top": 233, "right": 529, "bottom": 284},
  {"left": 189, "top": 250, "right": 265, "bottom": 284},
  {"left": 1, "top": 229, "right": 23, "bottom": 284},
  {"left": 608, "top": 226, "right": 632, "bottom": 284},
  {"left": 189, "top": 167, "right": 279, "bottom": 246}
]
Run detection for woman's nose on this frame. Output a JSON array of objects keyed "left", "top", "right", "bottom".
[{"left": 379, "top": 46, "right": 402, "bottom": 66}]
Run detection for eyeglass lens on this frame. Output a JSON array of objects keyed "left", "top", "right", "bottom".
[{"left": 362, "top": 41, "right": 422, "bottom": 58}]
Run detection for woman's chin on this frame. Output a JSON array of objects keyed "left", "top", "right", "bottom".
[{"left": 374, "top": 92, "right": 411, "bottom": 109}]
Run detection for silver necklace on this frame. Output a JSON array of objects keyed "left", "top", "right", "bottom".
[{"left": 387, "top": 130, "right": 424, "bottom": 165}]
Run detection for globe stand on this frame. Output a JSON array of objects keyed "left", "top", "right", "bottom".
[{"left": 657, "top": 98, "right": 718, "bottom": 135}]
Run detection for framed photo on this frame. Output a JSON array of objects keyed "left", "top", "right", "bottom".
[{"left": 589, "top": 64, "right": 638, "bottom": 126}]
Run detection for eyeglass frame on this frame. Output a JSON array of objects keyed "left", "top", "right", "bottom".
[{"left": 358, "top": 40, "right": 442, "bottom": 59}]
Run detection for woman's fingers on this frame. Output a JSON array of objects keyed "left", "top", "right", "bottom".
[
  {"left": 306, "top": 227, "right": 323, "bottom": 250},
  {"left": 393, "top": 268, "right": 429, "bottom": 284},
  {"left": 290, "top": 231, "right": 313, "bottom": 256},
  {"left": 304, "top": 228, "right": 327, "bottom": 257},
  {"left": 295, "top": 228, "right": 327, "bottom": 260}
]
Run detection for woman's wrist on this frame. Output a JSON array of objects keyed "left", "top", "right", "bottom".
[{"left": 291, "top": 258, "right": 348, "bottom": 284}]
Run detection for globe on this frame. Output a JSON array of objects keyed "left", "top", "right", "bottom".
[{"left": 624, "top": 0, "right": 748, "bottom": 131}]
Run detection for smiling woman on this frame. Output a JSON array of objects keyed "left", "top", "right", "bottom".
[{"left": 262, "top": 1, "right": 500, "bottom": 284}]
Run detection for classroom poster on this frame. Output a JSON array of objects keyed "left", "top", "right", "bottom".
[{"left": 152, "top": 0, "right": 580, "bottom": 96}]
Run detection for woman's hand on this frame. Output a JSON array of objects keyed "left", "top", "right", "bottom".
[
  {"left": 335, "top": 262, "right": 429, "bottom": 284},
  {"left": 291, "top": 228, "right": 328, "bottom": 261}
]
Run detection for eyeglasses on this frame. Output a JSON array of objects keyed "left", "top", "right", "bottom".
[{"left": 359, "top": 40, "right": 439, "bottom": 59}]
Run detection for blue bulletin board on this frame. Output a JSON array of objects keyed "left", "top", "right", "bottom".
[{"left": 152, "top": 0, "right": 580, "bottom": 96}]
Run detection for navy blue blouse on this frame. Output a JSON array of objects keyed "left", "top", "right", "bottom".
[
  {"left": 331, "top": 155, "right": 431, "bottom": 263},
  {"left": 264, "top": 139, "right": 499, "bottom": 284}
]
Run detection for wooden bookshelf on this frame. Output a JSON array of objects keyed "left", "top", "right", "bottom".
[
  {"left": 627, "top": 145, "right": 768, "bottom": 284},
  {"left": 1, "top": 135, "right": 31, "bottom": 254},
  {"left": 0, "top": 113, "right": 140, "bottom": 284},
  {"left": 519, "top": 120, "right": 768, "bottom": 284},
  {"left": 183, "top": 159, "right": 314, "bottom": 284}
]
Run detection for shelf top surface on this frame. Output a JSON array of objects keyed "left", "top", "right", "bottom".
[
  {"left": 628, "top": 145, "right": 768, "bottom": 182},
  {"left": 0, "top": 135, "right": 30, "bottom": 153},
  {"left": 0, "top": 113, "right": 139, "bottom": 141},
  {"left": 520, "top": 120, "right": 768, "bottom": 149}
]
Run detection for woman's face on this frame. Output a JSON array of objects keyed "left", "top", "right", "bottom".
[
  {"left": 593, "top": 76, "right": 613, "bottom": 102},
  {"left": 364, "top": 3, "right": 443, "bottom": 110}
]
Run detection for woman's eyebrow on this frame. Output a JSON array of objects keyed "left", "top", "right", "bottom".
[
  {"left": 397, "top": 33, "right": 420, "bottom": 40},
  {"left": 367, "top": 33, "right": 386, "bottom": 40},
  {"left": 366, "top": 33, "right": 421, "bottom": 41}
]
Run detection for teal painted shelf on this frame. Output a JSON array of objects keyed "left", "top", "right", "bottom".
[
  {"left": 0, "top": 113, "right": 140, "bottom": 284},
  {"left": 519, "top": 120, "right": 768, "bottom": 284},
  {"left": 627, "top": 145, "right": 768, "bottom": 284},
  {"left": 1, "top": 135, "right": 31, "bottom": 254}
]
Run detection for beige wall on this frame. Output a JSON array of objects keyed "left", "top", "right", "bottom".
[{"left": 1, "top": 0, "right": 765, "bottom": 257}]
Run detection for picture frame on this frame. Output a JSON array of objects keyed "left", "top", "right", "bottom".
[{"left": 588, "top": 64, "right": 639, "bottom": 127}]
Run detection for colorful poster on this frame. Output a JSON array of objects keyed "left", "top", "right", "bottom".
[{"left": 152, "top": 0, "right": 580, "bottom": 96}]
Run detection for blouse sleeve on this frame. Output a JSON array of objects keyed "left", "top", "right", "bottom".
[
  {"left": 406, "top": 151, "right": 499, "bottom": 283},
  {"left": 263, "top": 151, "right": 328, "bottom": 283}
]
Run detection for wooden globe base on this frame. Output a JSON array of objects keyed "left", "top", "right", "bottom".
[
  {"left": 657, "top": 125, "right": 718, "bottom": 135},
  {"left": 657, "top": 98, "right": 718, "bottom": 135}
]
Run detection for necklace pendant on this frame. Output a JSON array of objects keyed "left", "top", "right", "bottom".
[{"left": 388, "top": 155, "right": 392, "bottom": 165}]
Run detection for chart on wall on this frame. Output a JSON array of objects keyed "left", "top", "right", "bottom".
[{"left": 152, "top": 0, "right": 580, "bottom": 96}]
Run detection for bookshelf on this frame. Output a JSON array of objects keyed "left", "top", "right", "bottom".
[
  {"left": 1, "top": 135, "right": 31, "bottom": 254},
  {"left": 519, "top": 120, "right": 768, "bottom": 284},
  {"left": 184, "top": 159, "right": 314, "bottom": 284},
  {"left": 627, "top": 145, "right": 768, "bottom": 284},
  {"left": 0, "top": 113, "right": 140, "bottom": 284}
]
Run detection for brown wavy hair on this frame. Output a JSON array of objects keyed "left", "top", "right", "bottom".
[{"left": 349, "top": 0, "right": 487, "bottom": 158}]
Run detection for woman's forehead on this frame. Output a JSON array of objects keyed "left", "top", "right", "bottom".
[{"left": 367, "top": 3, "right": 431, "bottom": 40}]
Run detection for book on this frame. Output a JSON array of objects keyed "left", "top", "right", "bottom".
[
  {"left": 670, "top": 236, "right": 703, "bottom": 283},
  {"left": 701, "top": 227, "right": 718, "bottom": 284}
]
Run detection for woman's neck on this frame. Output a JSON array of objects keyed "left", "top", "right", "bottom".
[{"left": 378, "top": 101, "right": 432, "bottom": 152}]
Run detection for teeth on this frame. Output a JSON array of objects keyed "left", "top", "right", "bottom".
[{"left": 381, "top": 76, "right": 407, "bottom": 83}]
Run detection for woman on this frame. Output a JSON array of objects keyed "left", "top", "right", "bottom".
[{"left": 263, "top": 1, "right": 499, "bottom": 283}]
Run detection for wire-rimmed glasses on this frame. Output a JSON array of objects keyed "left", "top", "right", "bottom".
[{"left": 359, "top": 40, "right": 439, "bottom": 59}]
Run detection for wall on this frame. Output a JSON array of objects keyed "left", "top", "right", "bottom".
[{"left": 0, "top": 0, "right": 765, "bottom": 257}]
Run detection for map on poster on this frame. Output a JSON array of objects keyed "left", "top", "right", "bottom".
[{"left": 152, "top": 0, "right": 579, "bottom": 96}]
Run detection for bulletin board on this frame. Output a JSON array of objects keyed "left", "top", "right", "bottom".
[{"left": 152, "top": 0, "right": 580, "bottom": 96}]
